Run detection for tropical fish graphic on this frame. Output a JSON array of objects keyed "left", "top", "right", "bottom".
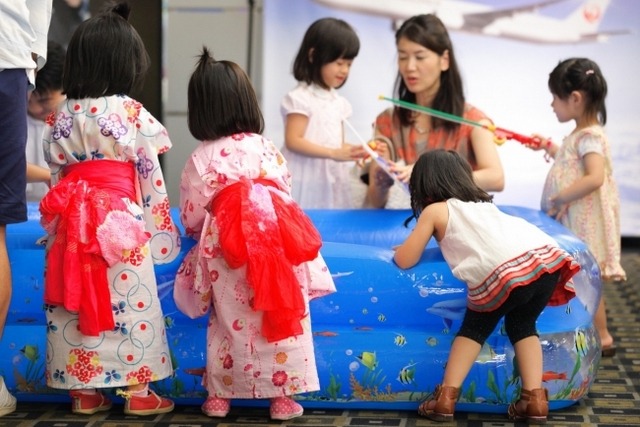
[
  {"left": 397, "top": 362, "right": 418, "bottom": 385},
  {"left": 331, "top": 271, "right": 354, "bottom": 279},
  {"left": 426, "top": 298, "right": 466, "bottom": 332},
  {"left": 475, "top": 343, "right": 498, "bottom": 364},
  {"left": 394, "top": 333, "right": 407, "bottom": 347},
  {"left": 542, "top": 371, "right": 568, "bottom": 382},
  {"left": 378, "top": 313, "right": 387, "bottom": 322},
  {"left": 356, "top": 351, "right": 378, "bottom": 370},
  {"left": 574, "top": 329, "right": 588, "bottom": 357},
  {"left": 426, "top": 336, "right": 438, "bottom": 347},
  {"left": 184, "top": 367, "right": 206, "bottom": 376},
  {"left": 314, "top": 330, "right": 339, "bottom": 337}
]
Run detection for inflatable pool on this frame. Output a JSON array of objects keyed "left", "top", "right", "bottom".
[{"left": 3, "top": 203, "right": 602, "bottom": 412}]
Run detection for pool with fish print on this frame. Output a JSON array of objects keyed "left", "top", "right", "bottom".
[{"left": 1, "top": 204, "right": 602, "bottom": 412}]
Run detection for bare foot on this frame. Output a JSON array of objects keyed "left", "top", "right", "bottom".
[{"left": 600, "top": 334, "right": 614, "bottom": 349}]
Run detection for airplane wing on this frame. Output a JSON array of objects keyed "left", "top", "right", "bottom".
[
  {"left": 578, "top": 29, "right": 633, "bottom": 42},
  {"left": 462, "top": 0, "right": 567, "bottom": 31}
]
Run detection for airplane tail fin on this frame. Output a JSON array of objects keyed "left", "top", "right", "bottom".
[{"left": 565, "top": 0, "right": 611, "bottom": 33}]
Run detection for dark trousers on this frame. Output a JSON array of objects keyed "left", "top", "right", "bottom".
[
  {"left": 0, "top": 69, "right": 28, "bottom": 224},
  {"left": 457, "top": 271, "right": 560, "bottom": 345}
]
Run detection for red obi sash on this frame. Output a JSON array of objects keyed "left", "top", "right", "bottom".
[
  {"left": 40, "top": 160, "right": 148, "bottom": 336},
  {"left": 211, "top": 178, "right": 322, "bottom": 342}
]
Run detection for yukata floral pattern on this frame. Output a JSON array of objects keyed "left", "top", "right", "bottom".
[
  {"left": 41, "top": 95, "right": 181, "bottom": 390},
  {"left": 174, "top": 133, "right": 336, "bottom": 399},
  {"left": 541, "top": 125, "right": 626, "bottom": 281}
]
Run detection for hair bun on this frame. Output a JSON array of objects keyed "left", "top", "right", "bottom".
[{"left": 107, "top": 0, "right": 131, "bottom": 20}]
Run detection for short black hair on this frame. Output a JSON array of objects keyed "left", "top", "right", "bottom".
[
  {"left": 405, "top": 149, "right": 492, "bottom": 226},
  {"left": 62, "top": 0, "right": 149, "bottom": 99},
  {"left": 187, "top": 47, "right": 264, "bottom": 141},
  {"left": 34, "top": 41, "right": 65, "bottom": 96},
  {"left": 292, "top": 17, "right": 359, "bottom": 89}
]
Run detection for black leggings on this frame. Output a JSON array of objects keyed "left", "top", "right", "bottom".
[{"left": 457, "top": 271, "right": 560, "bottom": 346}]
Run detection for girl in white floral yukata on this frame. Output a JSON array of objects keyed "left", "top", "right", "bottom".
[
  {"left": 173, "top": 47, "right": 336, "bottom": 421},
  {"left": 40, "top": 1, "right": 180, "bottom": 417},
  {"left": 530, "top": 57, "right": 626, "bottom": 358}
]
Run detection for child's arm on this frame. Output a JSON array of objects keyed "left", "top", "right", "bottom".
[
  {"left": 550, "top": 152, "right": 604, "bottom": 207},
  {"left": 393, "top": 203, "right": 446, "bottom": 269},
  {"left": 526, "top": 133, "right": 558, "bottom": 160},
  {"left": 26, "top": 162, "right": 50, "bottom": 184},
  {"left": 284, "top": 113, "right": 361, "bottom": 161}
]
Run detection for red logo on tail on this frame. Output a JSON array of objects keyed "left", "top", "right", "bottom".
[{"left": 583, "top": 4, "right": 601, "bottom": 23}]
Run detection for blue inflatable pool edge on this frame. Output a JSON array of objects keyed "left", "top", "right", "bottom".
[{"left": 3, "top": 203, "right": 602, "bottom": 413}]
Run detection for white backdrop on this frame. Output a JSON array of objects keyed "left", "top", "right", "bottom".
[{"left": 261, "top": 0, "right": 639, "bottom": 236}]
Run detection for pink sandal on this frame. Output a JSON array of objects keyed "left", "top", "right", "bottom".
[
  {"left": 270, "top": 396, "right": 304, "bottom": 420},
  {"left": 201, "top": 396, "right": 230, "bottom": 418}
]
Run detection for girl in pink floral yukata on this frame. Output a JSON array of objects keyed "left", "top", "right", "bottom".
[
  {"left": 173, "top": 47, "right": 336, "bottom": 421},
  {"left": 40, "top": 1, "right": 180, "bottom": 417}
]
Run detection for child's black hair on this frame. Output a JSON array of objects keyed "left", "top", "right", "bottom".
[
  {"left": 63, "top": 0, "right": 149, "bottom": 99},
  {"left": 188, "top": 47, "right": 264, "bottom": 141},
  {"left": 548, "top": 57, "right": 607, "bottom": 125},
  {"left": 33, "top": 41, "right": 65, "bottom": 96},
  {"left": 405, "top": 149, "right": 492, "bottom": 226},
  {"left": 292, "top": 17, "right": 359, "bottom": 89}
]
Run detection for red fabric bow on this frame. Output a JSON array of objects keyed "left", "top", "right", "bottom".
[
  {"left": 40, "top": 160, "right": 138, "bottom": 336},
  {"left": 211, "top": 178, "right": 322, "bottom": 342}
]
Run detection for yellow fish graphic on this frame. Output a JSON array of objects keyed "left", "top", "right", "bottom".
[
  {"left": 574, "top": 329, "right": 588, "bottom": 357},
  {"left": 394, "top": 333, "right": 407, "bottom": 347},
  {"left": 356, "top": 351, "right": 378, "bottom": 370},
  {"left": 397, "top": 362, "right": 418, "bottom": 385}
]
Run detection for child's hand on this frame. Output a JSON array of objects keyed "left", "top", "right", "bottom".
[
  {"left": 527, "top": 133, "right": 557, "bottom": 162},
  {"left": 525, "top": 133, "right": 550, "bottom": 151},
  {"left": 349, "top": 144, "right": 367, "bottom": 160},
  {"left": 330, "top": 144, "right": 362, "bottom": 161},
  {"left": 546, "top": 195, "right": 568, "bottom": 221},
  {"left": 390, "top": 162, "right": 413, "bottom": 183}
]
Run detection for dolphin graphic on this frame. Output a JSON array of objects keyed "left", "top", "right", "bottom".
[{"left": 426, "top": 298, "right": 467, "bottom": 332}]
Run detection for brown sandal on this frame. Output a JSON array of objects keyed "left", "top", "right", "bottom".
[
  {"left": 417, "top": 384, "right": 460, "bottom": 422},
  {"left": 508, "top": 388, "right": 549, "bottom": 424}
]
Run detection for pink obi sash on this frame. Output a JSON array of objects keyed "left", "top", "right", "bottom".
[
  {"left": 40, "top": 160, "right": 150, "bottom": 336},
  {"left": 211, "top": 178, "right": 322, "bottom": 343}
]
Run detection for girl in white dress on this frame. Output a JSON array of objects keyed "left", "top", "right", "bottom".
[{"left": 281, "top": 17, "right": 366, "bottom": 209}]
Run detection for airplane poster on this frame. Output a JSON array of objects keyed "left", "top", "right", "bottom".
[{"left": 261, "top": 0, "right": 640, "bottom": 237}]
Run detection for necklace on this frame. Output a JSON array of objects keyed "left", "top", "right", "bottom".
[
  {"left": 414, "top": 124, "right": 429, "bottom": 134},
  {"left": 412, "top": 113, "right": 430, "bottom": 134}
]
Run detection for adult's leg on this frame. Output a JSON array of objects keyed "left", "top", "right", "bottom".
[
  {"left": 0, "top": 69, "right": 29, "bottom": 340},
  {"left": 0, "top": 226, "right": 9, "bottom": 340}
]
